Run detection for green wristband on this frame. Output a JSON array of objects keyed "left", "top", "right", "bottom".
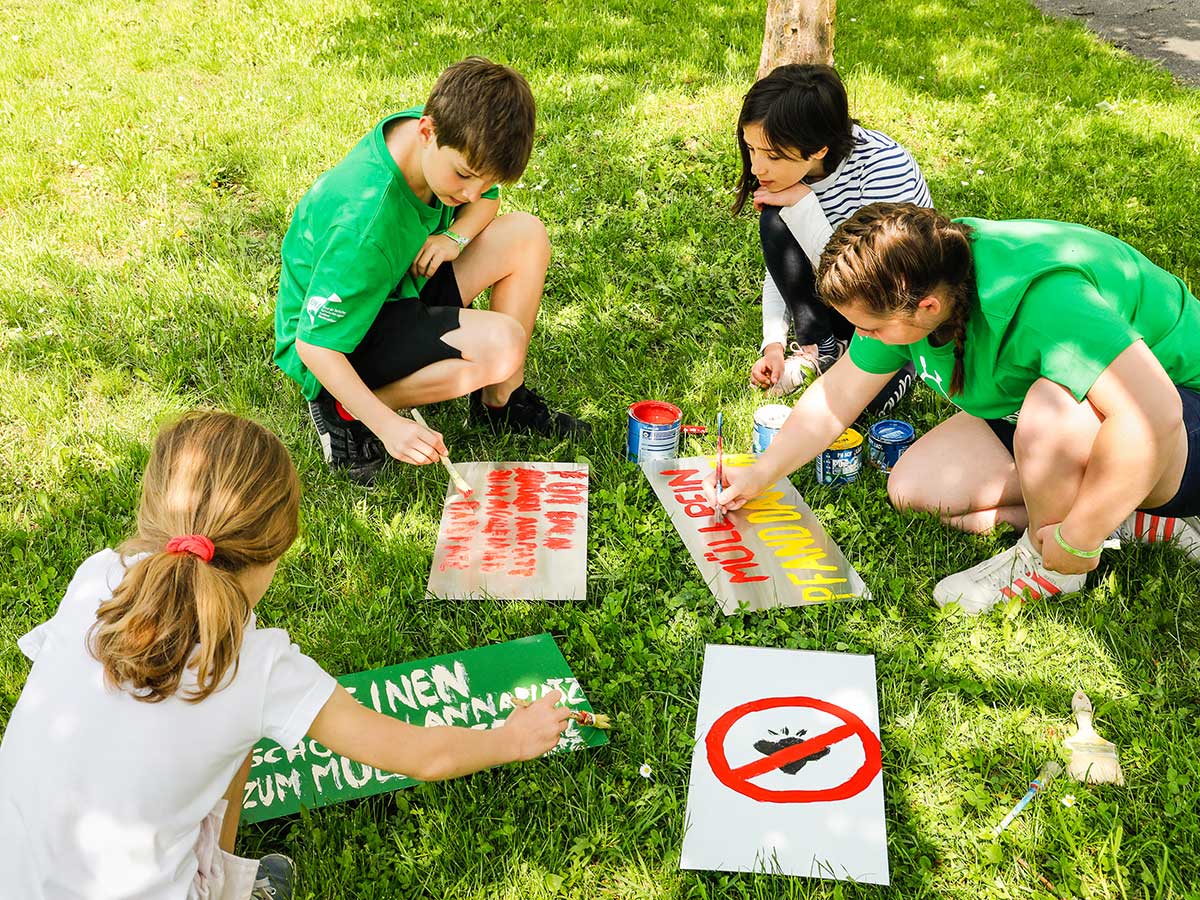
[
  {"left": 443, "top": 228, "right": 470, "bottom": 249},
  {"left": 1053, "top": 523, "right": 1102, "bottom": 559}
]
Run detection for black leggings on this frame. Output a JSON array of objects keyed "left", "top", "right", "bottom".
[{"left": 761, "top": 206, "right": 913, "bottom": 415}]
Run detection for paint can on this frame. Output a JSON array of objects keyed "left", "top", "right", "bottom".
[
  {"left": 867, "top": 419, "right": 916, "bottom": 472},
  {"left": 752, "top": 404, "right": 791, "bottom": 454},
  {"left": 815, "top": 428, "right": 863, "bottom": 486},
  {"left": 627, "top": 400, "right": 682, "bottom": 462}
]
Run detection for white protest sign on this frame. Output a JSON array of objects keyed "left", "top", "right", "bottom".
[
  {"left": 681, "top": 645, "right": 889, "bottom": 884},
  {"left": 641, "top": 454, "right": 870, "bottom": 614},
  {"left": 427, "top": 462, "right": 589, "bottom": 601}
]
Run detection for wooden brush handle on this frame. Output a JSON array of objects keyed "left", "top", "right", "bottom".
[{"left": 1072, "top": 690, "right": 1094, "bottom": 729}]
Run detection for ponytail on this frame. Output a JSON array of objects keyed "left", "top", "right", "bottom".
[
  {"left": 817, "top": 202, "right": 976, "bottom": 396},
  {"left": 89, "top": 412, "right": 300, "bottom": 703}
]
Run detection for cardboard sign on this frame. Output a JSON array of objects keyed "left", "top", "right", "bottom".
[
  {"left": 641, "top": 454, "right": 870, "bottom": 614},
  {"left": 240, "top": 634, "right": 607, "bottom": 824},
  {"left": 427, "top": 462, "right": 588, "bottom": 601},
  {"left": 680, "top": 645, "right": 889, "bottom": 884}
]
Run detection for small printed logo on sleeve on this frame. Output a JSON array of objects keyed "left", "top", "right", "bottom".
[{"left": 306, "top": 293, "right": 345, "bottom": 325}]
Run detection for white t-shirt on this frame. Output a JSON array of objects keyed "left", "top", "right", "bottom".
[
  {"left": 0, "top": 549, "right": 337, "bottom": 900},
  {"left": 761, "top": 124, "right": 934, "bottom": 349}
]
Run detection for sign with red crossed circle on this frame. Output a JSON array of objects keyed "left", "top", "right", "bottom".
[{"left": 704, "top": 696, "right": 882, "bottom": 803}]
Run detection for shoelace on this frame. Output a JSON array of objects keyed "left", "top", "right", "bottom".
[{"left": 250, "top": 879, "right": 277, "bottom": 899}]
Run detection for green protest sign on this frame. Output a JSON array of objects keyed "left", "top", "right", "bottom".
[{"left": 241, "top": 633, "right": 607, "bottom": 824}]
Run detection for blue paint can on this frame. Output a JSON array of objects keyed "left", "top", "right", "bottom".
[
  {"left": 752, "top": 404, "right": 791, "bottom": 454},
  {"left": 815, "top": 428, "right": 863, "bottom": 486},
  {"left": 627, "top": 400, "right": 682, "bottom": 462},
  {"left": 868, "top": 419, "right": 916, "bottom": 472}
]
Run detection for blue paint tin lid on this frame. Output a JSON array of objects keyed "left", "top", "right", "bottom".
[{"left": 869, "top": 419, "right": 915, "bottom": 442}]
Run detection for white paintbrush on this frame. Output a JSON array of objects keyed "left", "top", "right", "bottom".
[{"left": 410, "top": 408, "right": 473, "bottom": 498}]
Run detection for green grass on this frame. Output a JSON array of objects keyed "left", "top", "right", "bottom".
[{"left": 3, "top": 0, "right": 1200, "bottom": 896}]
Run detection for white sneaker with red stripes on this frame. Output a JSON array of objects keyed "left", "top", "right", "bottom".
[
  {"left": 933, "top": 530, "right": 1087, "bottom": 615},
  {"left": 1115, "top": 511, "right": 1200, "bottom": 561}
]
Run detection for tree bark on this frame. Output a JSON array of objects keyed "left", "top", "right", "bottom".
[{"left": 757, "top": 0, "right": 836, "bottom": 78}]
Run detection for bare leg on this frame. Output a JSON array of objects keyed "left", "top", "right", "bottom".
[
  {"left": 887, "top": 411, "right": 1027, "bottom": 533},
  {"left": 219, "top": 750, "right": 254, "bottom": 854},
  {"left": 371, "top": 212, "right": 549, "bottom": 410},
  {"left": 450, "top": 211, "right": 550, "bottom": 406}
]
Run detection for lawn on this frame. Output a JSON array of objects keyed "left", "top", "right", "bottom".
[{"left": 2, "top": 0, "right": 1200, "bottom": 897}]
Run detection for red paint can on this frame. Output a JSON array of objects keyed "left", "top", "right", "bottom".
[{"left": 627, "top": 401, "right": 682, "bottom": 462}]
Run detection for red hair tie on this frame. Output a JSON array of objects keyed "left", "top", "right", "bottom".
[{"left": 165, "top": 534, "right": 215, "bottom": 563}]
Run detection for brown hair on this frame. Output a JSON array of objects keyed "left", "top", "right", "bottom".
[
  {"left": 733, "top": 64, "right": 857, "bottom": 215},
  {"left": 425, "top": 57, "right": 536, "bottom": 183},
  {"left": 89, "top": 412, "right": 300, "bottom": 703},
  {"left": 817, "top": 203, "right": 976, "bottom": 395}
]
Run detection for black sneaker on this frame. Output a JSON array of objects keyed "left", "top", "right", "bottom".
[
  {"left": 468, "top": 384, "right": 591, "bottom": 439},
  {"left": 307, "top": 394, "right": 388, "bottom": 485},
  {"left": 251, "top": 853, "right": 295, "bottom": 900},
  {"left": 864, "top": 360, "right": 916, "bottom": 417}
]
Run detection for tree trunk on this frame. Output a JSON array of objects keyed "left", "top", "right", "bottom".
[{"left": 757, "top": 0, "right": 836, "bottom": 79}]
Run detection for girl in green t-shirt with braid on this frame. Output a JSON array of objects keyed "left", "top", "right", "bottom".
[{"left": 710, "top": 202, "right": 1200, "bottom": 614}]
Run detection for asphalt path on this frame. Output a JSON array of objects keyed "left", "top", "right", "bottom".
[{"left": 1033, "top": 0, "right": 1200, "bottom": 84}]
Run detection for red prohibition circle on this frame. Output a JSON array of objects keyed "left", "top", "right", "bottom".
[{"left": 704, "top": 696, "right": 882, "bottom": 803}]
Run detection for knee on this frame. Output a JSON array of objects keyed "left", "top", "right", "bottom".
[
  {"left": 1013, "top": 379, "right": 1097, "bottom": 467},
  {"left": 480, "top": 314, "right": 526, "bottom": 382},
  {"left": 759, "top": 205, "right": 788, "bottom": 246},
  {"left": 886, "top": 454, "right": 933, "bottom": 514},
  {"left": 500, "top": 211, "right": 549, "bottom": 261}
]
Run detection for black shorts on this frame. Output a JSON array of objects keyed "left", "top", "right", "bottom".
[
  {"left": 342, "top": 263, "right": 466, "bottom": 390},
  {"left": 985, "top": 385, "right": 1200, "bottom": 517}
]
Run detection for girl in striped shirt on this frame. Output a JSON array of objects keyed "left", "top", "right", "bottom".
[{"left": 735, "top": 64, "right": 932, "bottom": 406}]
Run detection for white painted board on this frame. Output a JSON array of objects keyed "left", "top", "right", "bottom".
[
  {"left": 680, "top": 645, "right": 889, "bottom": 884},
  {"left": 426, "top": 462, "right": 588, "bottom": 601}
]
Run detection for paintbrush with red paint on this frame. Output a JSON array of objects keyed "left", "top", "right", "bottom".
[
  {"left": 411, "top": 408, "right": 473, "bottom": 498},
  {"left": 714, "top": 411, "right": 725, "bottom": 523}
]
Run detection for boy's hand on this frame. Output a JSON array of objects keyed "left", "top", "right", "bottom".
[
  {"left": 751, "top": 343, "right": 786, "bottom": 388},
  {"left": 754, "top": 181, "right": 812, "bottom": 209},
  {"left": 702, "top": 463, "right": 772, "bottom": 516},
  {"left": 504, "top": 691, "right": 572, "bottom": 761},
  {"left": 411, "top": 233, "right": 463, "bottom": 279},
  {"left": 1036, "top": 523, "right": 1103, "bottom": 576},
  {"left": 378, "top": 413, "right": 448, "bottom": 465}
]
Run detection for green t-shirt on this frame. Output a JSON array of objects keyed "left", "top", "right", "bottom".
[
  {"left": 273, "top": 106, "right": 501, "bottom": 399},
  {"left": 849, "top": 218, "right": 1200, "bottom": 421}
]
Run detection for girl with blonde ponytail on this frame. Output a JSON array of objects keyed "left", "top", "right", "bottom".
[
  {"left": 712, "top": 202, "right": 1200, "bottom": 616},
  {"left": 1, "top": 411, "right": 570, "bottom": 900}
]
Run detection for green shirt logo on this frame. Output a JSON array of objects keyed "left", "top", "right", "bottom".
[{"left": 306, "top": 292, "right": 345, "bottom": 326}]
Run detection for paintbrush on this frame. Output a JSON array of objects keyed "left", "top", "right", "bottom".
[
  {"left": 714, "top": 411, "right": 725, "bottom": 523},
  {"left": 1064, "top": 690, "right": 1124, "bottom": 785},
  {"left": 992, "top": 761, "right": 1061, "bottom": 837},
  {"left": 410, "top": 408, "right": 472, "bottom": 498},
  {"left": 511, "top": 697, "right": 611, "bottom": 729}
]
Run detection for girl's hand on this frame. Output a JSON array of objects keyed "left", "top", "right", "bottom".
[
  {"left": 751, "top": 343, "right": 786, "bottom": 388},
  {"left": 410, "top": 233, "right": 463, "bottom": 279},
  {"left": 702, "top": 462, "right": 773, "bottom": 515},
  {"left": 504, "top": 691, "right": 572, "bottom": 761},
  {"left": 378, "top": 414, "right": 447, "bottom": 465},
  {"left": 1036, "top": 523, "right": 1103, "bottom": 576},
  {"left": 754, "top": 181, "right": 812, "bottom": 209}
]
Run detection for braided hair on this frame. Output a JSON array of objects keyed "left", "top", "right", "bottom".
[{"left": 816, "top": 203, "right": 976, "bottom": 396}]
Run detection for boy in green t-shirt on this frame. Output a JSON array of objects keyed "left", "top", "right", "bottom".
[{"left": 275, "top": 57, "right": 589, "bottom": 483}]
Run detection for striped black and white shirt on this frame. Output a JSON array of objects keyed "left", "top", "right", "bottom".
[{"left": 762, "top": 124, "right": 933, "bottom": 349}]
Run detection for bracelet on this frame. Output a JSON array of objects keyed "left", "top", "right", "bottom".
[
  {"left": 1053, "top": 523, "right": 1103, "bottom": 559},
  {"left": 443, "top": 228, "right": 470, "bottom": 249}
]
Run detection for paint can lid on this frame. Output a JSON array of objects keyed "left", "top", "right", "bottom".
[
  {"left": 753, "top": 404, "right": 791, "bottom": 429},
  {"left": 828, "top": 428, "right": 864, "bottom": 451},
  {"left": 868, "top": 419, "right": 915, "bottom": 442},
  {"left": 629, "top": 400, "right": 682, "bottom": 425}
]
